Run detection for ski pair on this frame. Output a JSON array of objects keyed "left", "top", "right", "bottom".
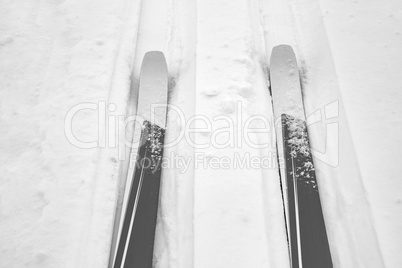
[
  {"left": 110, "top": 47, "right": 332, "bottom": 268},
  {"left": 270, "top": 45, "right": 333, "bottom": 267},
  {"left": 110, "top": 51, "right": 168, "bottom": 268}
]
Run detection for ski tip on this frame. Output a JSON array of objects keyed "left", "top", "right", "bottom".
[
  {"left": 272, "top": 44, "right": 294, "bottom": 54},
  {"left": 140, "top": 51, "right": 168, "bottom": 78},
  {"left": 270, "top": 44, "right": 298, "bottom": 70},
  {"left": 270, "top": 45, "right": 296, "bottom": 65},
  {"left": 138, "top": 51, "right": 169, "bottom": 128},
  {"left": 144, "top": 50, "right": 165, "bottom": 57},
  {"left": 143, "top": 51, "right": 167, "bottom": 64}
]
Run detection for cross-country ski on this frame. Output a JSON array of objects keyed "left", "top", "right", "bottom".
[
  {"left": 111, "top": 51, "right": 168, "bottom": 268},
  {"left": 1, "top": 1, "right": 399, "bottom": 268},
  {"left": 270, "top": 45, "right": 332, "bottom": 267}
]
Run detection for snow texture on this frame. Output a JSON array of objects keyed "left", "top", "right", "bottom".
[{"left": 0, "top": 0, "right": 401, "bottom": 267}]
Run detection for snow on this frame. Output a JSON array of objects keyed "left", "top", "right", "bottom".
[
  {"left": 319, "top": 1, "right": 402, "bottom": 267},
  {"left": 193, "top": 0, "right": 288, "bottom": 266},
  {"left": 0, "top": 0, "right": 401, "bottom": 267},
  {"left": 0, "top": 0, "right": 141, "bottom": 267}
]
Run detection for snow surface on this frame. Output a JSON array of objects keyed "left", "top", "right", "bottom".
[
  {"left": 319, "top": 1, "right": 402, "bottom": 267},
  {"left": 0, "top": 0, "right": 401, "bottom": 267}
]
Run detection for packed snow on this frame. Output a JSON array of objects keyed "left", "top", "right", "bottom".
[{"left": 0, "top": 0, "right": 401, "bottom": 267}]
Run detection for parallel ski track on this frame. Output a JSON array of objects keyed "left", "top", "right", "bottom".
[
  {"left": 259, "top": 0, "right": 385, "bottom": 267},
  {"left": 258, "top": 0, "right": 301, "bottom": 264},
  {"left": 108, "top": 0, "right": 170, "bottom": 266},
  {"left": 158, "top": 0, "right": 197, "bottom": 267},
  {"left": 82, "top": 0, "right": 143, "bottom": 267},
  {"left": 248, "top": 0, "right": 293, "bottom": 266},
  {"left": 109, "top": 0, "right": 197, "bottom": 267},
  {"left": 107, "top": 0, "right": 384, "bottom": 267}
]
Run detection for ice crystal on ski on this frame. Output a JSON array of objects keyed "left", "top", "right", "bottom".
[
  {"left": 285, "top": 116, "right": 310, "bottom": 158},
  {"left": 283, "top": 115, "right": 317, "bottom": 189},
  {"left": 144, "top": 121, "right": 165, "bottom": 171}
]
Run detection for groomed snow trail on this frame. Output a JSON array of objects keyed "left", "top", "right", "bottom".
[{"left": 0, "top": 0, "right": 391, "bottom": 267}]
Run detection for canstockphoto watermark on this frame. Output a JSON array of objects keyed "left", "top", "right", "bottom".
[{"left": 64, "top": 100, "right": 339, "bottom": 166}]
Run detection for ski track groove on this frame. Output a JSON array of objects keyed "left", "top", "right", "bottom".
[
  {"left": 105, "top": 0, "right": 145, "bottom": 264},
  {"left": 100, "top": 0, "right": 197, "bottom": 267},
  {"left": 261, "top": 0, "right": 385, "bottom": 267},
  {"left": 155, "top": 0, "right": 196, "bottom": 267},
  {"left": 245, "top": 0, "right": 292, "bottom": 267},
  {"left": 81, "top": 0, "right": 143, "bottom": 266}
]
